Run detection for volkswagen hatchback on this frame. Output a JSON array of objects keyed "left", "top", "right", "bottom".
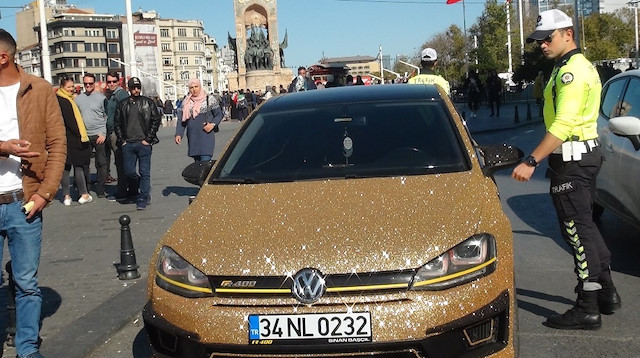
[{"left": 144, "top": 85, "right": 521, "bottom": 358}]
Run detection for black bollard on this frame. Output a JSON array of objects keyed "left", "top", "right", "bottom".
[
  {"left": 5, "top": 261, "right": 15, "bottom": 347},
  {"left": 117, "top": 215, "right": 140, "bottom": 280},
  {"left": 526, "top": 103, "right": 532, "bottom": 121},
  {"left": 514, "top": 105, "right": 520, "bottom": 123}
]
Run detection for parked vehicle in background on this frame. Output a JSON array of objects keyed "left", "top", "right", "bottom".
[
  {"left": 595, "top": 69, "right": 640, "bottom": 229},
  {"left": 143, "top": 85, "right": 523, "bottom": 358}
]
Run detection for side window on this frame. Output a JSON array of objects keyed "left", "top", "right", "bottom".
[
  {"left": 601, "top": 79, "right": 626, "bottom": 119},
  {"left": 620, "top": 77, "right": 640, "bottom": 118}
]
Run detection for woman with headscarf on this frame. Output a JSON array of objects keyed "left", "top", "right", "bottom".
[
  {"left": 56, "top": 77, "right": 93, "bottom": 205},
  {"left": 175, "top": 78, "right": 224, "bottom": 162}
]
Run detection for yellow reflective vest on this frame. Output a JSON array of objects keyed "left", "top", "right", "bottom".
[
  {"left": 544, "top": 50, "right": 601, "bottom": 141},
  {"left": 408, "top": 70, "right": 451, "bottom": 96}
]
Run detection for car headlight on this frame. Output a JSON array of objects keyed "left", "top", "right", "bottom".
[
  {"left": 410, "top": 234, "right": 497, "bottom": 290},
  {"left": 155, "top": 246, "right": 214, "bottom": 298}
]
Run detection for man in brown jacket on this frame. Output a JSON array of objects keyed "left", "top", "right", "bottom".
[{"left": 0, "top": 29, "right": 66, "bottom": 358}]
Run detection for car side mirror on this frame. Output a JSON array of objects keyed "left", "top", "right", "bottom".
[
  {"left": 609, "top": 116, "right": 640, "bottom": 150},
  {"left": 182, "top": 160, "right": 215, "bottom": 187},
  {"left": 479, "top": 144, "right": 524, "bottom": 177}
]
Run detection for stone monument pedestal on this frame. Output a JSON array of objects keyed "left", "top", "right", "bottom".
[{"left": 228, "top": 68, "right": 293, "bottom": 92}]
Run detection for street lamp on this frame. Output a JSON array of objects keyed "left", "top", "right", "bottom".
[{"left": 630, "top": 0, "right": 639, "bottom": 69}]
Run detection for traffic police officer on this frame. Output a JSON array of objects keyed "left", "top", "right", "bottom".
[
  {"left": 407, "top": 48, "right": 450, "bottom": 96},
  {"left": 512, "top": 9, "right": 621, "bottom": 330}
]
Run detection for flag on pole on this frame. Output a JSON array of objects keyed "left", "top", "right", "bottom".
[{"left": 446, "top": 0, "right": 462, "bottom": 4}]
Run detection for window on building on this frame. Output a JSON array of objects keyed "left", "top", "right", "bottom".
[
  {"left": 160, "top": 28, "right": 170, "bottom": 38},
  {"left": 180, "top": 71, "right": 190, "bottom": 80},
  {"left": 85, "top": 29, "right": 101, "bottom": 37},
  {"left": 179, "top": 57, "right": 189, "bottom": 65},
  {"left": 194, "top": 42, "right": 202, "bottom": 52},
  {"left": 108, "top": 43, "right": 119, "bottom": 54},
  {"left": 193, "top": 28, "right": 201, "bottom": 37},
  {"left": 163, "top": 57, "right": 173, "bottom": 66},
  {"left": 84, "top": 43, "right": 92, "bottom": 52},
  {"left": 162, "top": 43, "right": 171, "bottom": 52},
  {"left": 164, "top": 72, "right": 174, "bottom": 80},
  {"left": 106, "top": 29, "right": 119, "bottom": 39},
  {"left": 101, "top": 59, "right": 109, "bottom": 67},
  {"left": 195, "top": 57, "right": 202, "bottom": 65},
  {"left": 178, "top": 28, "right": 187, "bottom": 37},
  {"left": 178, "top": 42, "right": 188, "bottom": 51}
]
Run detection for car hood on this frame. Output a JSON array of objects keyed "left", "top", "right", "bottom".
[{"left": 163, "top": 172, "right": 496, "bottom": 276}]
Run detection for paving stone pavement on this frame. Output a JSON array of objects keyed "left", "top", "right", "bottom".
[{"left": 0, "top": 99, "right": 543, "bottom": 358}]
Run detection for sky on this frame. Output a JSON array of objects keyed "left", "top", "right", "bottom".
[{"left": 0, "top": 0, "right": 488, "bottom": 68}]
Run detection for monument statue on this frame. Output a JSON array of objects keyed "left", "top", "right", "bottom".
[{"left": 229, "top": 0, "right": 293, "bottom": 91}]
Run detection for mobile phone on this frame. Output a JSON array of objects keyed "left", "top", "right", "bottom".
[{"left": 22, "top": 201, "right": 35, "bottom": 215}]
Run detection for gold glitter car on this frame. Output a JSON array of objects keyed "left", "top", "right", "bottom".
[{"left": 144, "top": 85, "right": 522, "bottom": 358}]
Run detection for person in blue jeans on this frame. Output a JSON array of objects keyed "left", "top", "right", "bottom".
[
  {"left": 113, "top": 77, "right": 162, "bottom": 210},
  {"left": 0, "top": 29, "right": 67, "bottom": 358}
]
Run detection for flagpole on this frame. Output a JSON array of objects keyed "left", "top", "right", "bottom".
[{"left": 463, "top": 0, "right": 469, "bottom": 76}]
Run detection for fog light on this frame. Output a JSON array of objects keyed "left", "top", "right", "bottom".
[{"left": 463, "top": 317, "right": 497, "bottom": 346}]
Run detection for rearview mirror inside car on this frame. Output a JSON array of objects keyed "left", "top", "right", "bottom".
[
  {"left": 609, "top": 116, "right": 640, "bottom": 150},
  {"left": 182, "top": 160, "right": 215, "bottom": 187},
  {"left": 479, "top": 144, "right": 524, "bottom": 177}
]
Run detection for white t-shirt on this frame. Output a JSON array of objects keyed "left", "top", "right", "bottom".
[{"left": 0, "top": 82, "right": 23, "bottom": 193}]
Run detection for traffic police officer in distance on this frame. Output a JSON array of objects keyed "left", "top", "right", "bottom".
[
  {"left": 512, "top": 9, "right": 621, "bottom": 330},
  {"left": 407, "top": 48, "right": 450, "bottom": 96}
]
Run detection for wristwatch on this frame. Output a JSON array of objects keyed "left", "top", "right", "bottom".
[{"left": 524, "top": 155, "right": 539, "bottom": 167}]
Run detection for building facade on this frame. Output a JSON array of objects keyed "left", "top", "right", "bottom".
[
  {"left": 320, "top": 56, "right": 381, "bottom": 77},
  {"left": 15, "top": 2, "right": 218, "bottom": 100}
]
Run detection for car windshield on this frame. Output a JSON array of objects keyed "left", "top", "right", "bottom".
[{"left": 213, "top": 100, "right": 469, "bottom": 183}]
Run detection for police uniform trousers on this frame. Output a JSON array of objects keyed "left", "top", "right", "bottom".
[{"left": 546, "top": 147, "right": 612, "bottom": 286}]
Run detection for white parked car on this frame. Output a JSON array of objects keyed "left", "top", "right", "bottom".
[{"left": 595, "top": 69, "right": 640, "bottom": 229}]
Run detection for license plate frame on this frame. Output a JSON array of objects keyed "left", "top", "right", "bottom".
[{"left": 248, "top": 312, "right": 372, "bottom": 345}]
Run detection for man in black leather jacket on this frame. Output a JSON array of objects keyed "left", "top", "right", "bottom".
[{"left": 113, "top": 77, "right": 162, "bottom": 210}]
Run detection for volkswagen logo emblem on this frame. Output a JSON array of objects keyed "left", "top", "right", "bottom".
[{"left": 292, "top": 268, "right": 326, "bottom": 304}]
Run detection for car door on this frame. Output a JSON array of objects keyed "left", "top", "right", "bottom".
[
  {"left": 597, "top": 77, "right": 627, "bottom": 210},
  {"left": 613, "top": 76, "right": 640, "bottom": 223}
]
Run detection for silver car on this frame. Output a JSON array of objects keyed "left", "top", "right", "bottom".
[{"left": 595, "top": 69, "right": 640, "bottom": 228}]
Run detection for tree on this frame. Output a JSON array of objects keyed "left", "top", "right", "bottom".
[
  {"left": 582, "top": 12, "right": 634, "bottom": 61},
  {"left": 416, "top": 25, "right": 466, "bottom": 87},
  {"left": 469, "top": 0, "right": 515, "bottom": 76}
]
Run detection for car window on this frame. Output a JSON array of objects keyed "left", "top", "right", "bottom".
[
  {"left": 601, "top": 78, "right": 627, "bottom": 119},
  {"left": 214, "top": 101, "right": 469, "bottom": 182},
  {"left": 620, "top": 77, "right": 640, "bottom": 118}
]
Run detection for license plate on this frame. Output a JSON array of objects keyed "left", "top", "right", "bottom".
[{"left": 248, "top": 312, "right": 372, "bottom": 345}]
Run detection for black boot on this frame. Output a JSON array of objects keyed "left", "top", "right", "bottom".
[
  {"left": 545, "top": 290, "right": 601, "bottom": 330},
  {"left": 598, "top": 280, "right": 622, "bottom": 315}
]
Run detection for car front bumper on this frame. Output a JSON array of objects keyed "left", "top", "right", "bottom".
[{"left": 143, "top": 288, "right": 515, "bottom": 358}]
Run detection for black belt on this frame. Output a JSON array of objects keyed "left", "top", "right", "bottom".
[{"left": 0, "top": 190, "right": 24, "bottom": 205}]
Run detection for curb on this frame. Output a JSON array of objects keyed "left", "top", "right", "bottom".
[{"left": 40, "top": 275, "right": 147, "bottom": 358}]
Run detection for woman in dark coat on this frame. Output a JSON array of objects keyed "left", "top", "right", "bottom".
[
  {"left": 175, "top": 78, "right": 224, "bottom": 162},
  {"left": 56, "top": 78, "right": 92, "bottom": 205}
]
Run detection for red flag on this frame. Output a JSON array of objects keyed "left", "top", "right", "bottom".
[{"left": 446, "top": 0, "right": 462, "bottom": 4}]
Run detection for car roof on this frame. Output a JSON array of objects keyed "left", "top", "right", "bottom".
[
  {"left": 261, "top": 85, "right": 443, "bottom": 111},
  {"left": 605, "top": 69, "right": 640, "bottom": 85}
]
